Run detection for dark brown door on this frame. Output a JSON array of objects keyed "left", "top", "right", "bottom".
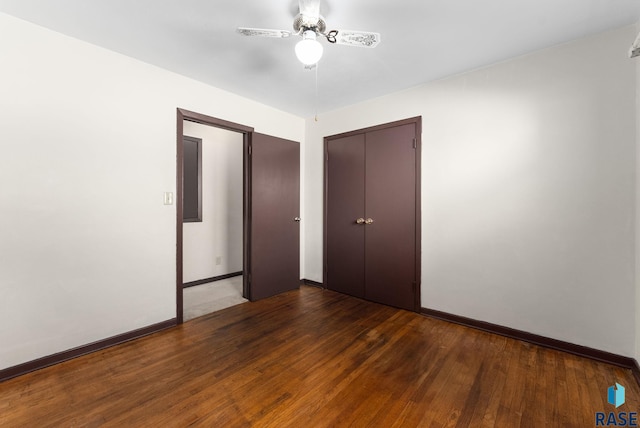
[
  {"left": 326, "top": 134, "right": 366, "bottom": 298},
  {"left": 325, "top": 119, "right": 419, "bottom": 312},
  {"left": 249, "top": 132, "right": 300, "bottom": 301},
  {"left": 364, "top": 124, "right": 416, "bottom": 310}
]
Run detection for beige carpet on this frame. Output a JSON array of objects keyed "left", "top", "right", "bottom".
[{"left": 183, "top": 275, "right": 248, "bottom": 321}]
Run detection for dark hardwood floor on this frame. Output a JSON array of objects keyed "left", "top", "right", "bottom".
[{"left": 1, "top": 286, "right": 638, "bottom": 427}]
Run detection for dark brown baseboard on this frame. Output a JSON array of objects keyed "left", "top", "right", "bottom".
[
  {"left": 422, "top": 308, "right": 638, "bottom": 374},
  {"left": 0, "top": 318, "right": 177, "bottom": 383},
  {"left": 301, "top": 279, "right": 324, "bottom": 288},
  {"left": 183, "top": 271, "right": 243, "bottom": 288}
]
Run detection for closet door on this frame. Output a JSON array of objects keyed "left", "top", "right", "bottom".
[
  {"left": 364, "top": 124, "right": 417, "bottom": 311},
  {"left": 325, "top": 118, "right": 420, "bottom": 312},
  {"left": 325, "top": 134, "right": 366, "bottom": 298}
]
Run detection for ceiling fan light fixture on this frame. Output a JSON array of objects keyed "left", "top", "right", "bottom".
[{"left": 295, "top": 30, "right": 323, "bottom": 65}]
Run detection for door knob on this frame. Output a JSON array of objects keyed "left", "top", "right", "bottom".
[
  {"left": 365, "top": 218, "right": 374, "bottom": 225},
  {"left": 294, "top": 217, "right": 301, "bottom": 222},
  {"left": 356, "top": 218, "right": 365, "bottom": 224}
]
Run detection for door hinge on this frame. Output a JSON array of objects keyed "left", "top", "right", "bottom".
[
  {"left": 326, "top": 151, "right": 329, "bottom": 162},
  {"left": 412, "top": 138, "right": 417, "bottom": 149},
  {"left": 248, "top": 145, "right": 252, "bottom": 156}
]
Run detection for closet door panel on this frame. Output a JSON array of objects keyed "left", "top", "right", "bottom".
[
  {"left": 364, "top": 124, "right": 417, "bottom": 311},
  {"left": 326, "top": 134, "right": 366, "bottom": 298}
]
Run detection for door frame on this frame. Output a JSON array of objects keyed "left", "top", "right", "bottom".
[
  {"left": 323, "top": 116, "right": 422, "bottom": 312},
  {"left": 176, "top": 108, "right": 254, "bottom": 324}
]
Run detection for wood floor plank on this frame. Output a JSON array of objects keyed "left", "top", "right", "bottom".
[{"left": 1, "top": 286, "right": 639, "bottom": 427}]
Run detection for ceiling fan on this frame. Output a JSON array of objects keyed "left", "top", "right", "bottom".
[{"left": 237, "top": 0, "right": 381, "bottom": 66}]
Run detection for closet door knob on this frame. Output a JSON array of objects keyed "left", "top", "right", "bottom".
[
  {"left": 294, "top": 217, "right": 301, "bottom": 222},
  {"left": 356, "top": 218, "right": 365, "bottom": 224},
  {"left": 365, "top": 218, "right": 374, "bottom": 225}
]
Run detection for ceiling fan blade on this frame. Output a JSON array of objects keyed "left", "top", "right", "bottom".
[
  {"left": 298, "top": 0, "right": 321, "bottom": 19},
  {"left": 326, "top": 30, "right": 381, "bottom": 48},
  {"left": 237, "top": 27, "right": 292, "bottom": 38}
]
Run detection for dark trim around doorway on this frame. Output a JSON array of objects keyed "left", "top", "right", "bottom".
[{"left": 176, "top": 108, "right": 254, "bottom": 324}]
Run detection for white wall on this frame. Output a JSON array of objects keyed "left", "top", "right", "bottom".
[
  {"left": 0, "top": 12, "right": 304, "bottom": 370},
  {"left": 182, "top": 122, "right": 243, "bottom": 282},
  {"left": 304, "top": 25, "right": 637, "bottom": 356}
]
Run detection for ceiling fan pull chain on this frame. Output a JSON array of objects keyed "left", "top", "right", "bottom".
[{"left": 315, "top": 62, "right": 320, "bottom": 122}]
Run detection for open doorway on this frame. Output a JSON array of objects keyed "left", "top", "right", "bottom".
[
  {"left": 176, "top": 109, "right": 253, "bottom": 324},
  {"left": 181, "top": 121, "right": 246, "bottom": 321},
  {"left": 176, "top": 109, "right": 302, "bottom": 324}
]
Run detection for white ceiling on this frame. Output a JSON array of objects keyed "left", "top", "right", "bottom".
[{"left": 1, "top": 0, "right": 639, "bottom": 117}]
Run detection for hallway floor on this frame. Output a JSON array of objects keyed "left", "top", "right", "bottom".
[{"left": 183, "top": 275, "right": 247, "bottom": 321}]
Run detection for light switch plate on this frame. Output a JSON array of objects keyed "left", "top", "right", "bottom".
[{"left": 164, "top": 192, "right": 174, "bottom": 205}]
